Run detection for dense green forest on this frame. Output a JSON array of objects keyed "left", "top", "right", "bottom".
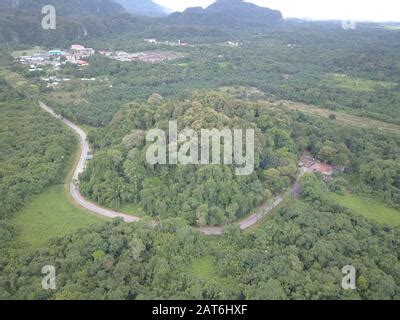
[
  {"left": 34, "top": 23, "right": 400, "bottom": 127},
  {"left": 79, "top": 92, "right": 299, "bottom": 225},
  {"left": 1, "top": 0, "right": 400, "bottom": 301},
  {"left": 0, "top": 0, "right": 156, "bottom": 48},
  {"left": 0, "top": 80, "right": 76, "bottom": 219},
  {"left": 77, "top": 92, "right": 400, "bottom": 226},
  {"left": 289, "top": 111, "right": 400, "bottom": 209},
  {"left": 2, "top": 177, "right": 399, "bottom": 299}
]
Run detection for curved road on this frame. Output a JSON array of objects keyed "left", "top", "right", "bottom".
[
  {"left": 40, "top": 102, "right": 139, "bottom": 223},
  {"left": 39, "top": 101, "right": 286, "bottom": 235}
]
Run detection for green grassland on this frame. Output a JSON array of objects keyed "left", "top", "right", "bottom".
[
  {"left": 187, "top": 255, "right": 240, "bottom": 291},
  {"left": 9, "top": 114, "right": 105, "bottom": 249},
  {"left": 382, "top": 25, "right": 400, "bottom": 30},
  {"left": 330, "top": 193, "right": 400, "bottom": 227},
  {"left": 330, "top": 73, "right": 395, "bottom": 92},
  {"left": 187, "top": 255, "right": 219, "bottom": 281},
  {"left": 11, "top": 47, "right": 46, "bottom": 58},
  {"left": 274, "top": 99, "right": 400, "bottom": 136},
  {"left": 4, "top": 71, "right": 38, "bottom": 98},
  {"left": 10, "top": 185, "right": 104, "bottom": 248},
  {"left": 44, "top": 89, "right": 90, "bottom": 108}
]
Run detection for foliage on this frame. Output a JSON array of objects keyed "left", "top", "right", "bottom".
[
  {"left": 2, "top": 190, "right": 400, "bottom": 300},
  {"left": 79, "top": 92, "right": 299, "bottom": 225},
  {"left": 0, "top": 80, "right": 75, "bottom": 219},
  {"left": 10, "top": 185, "right": 103, "bottom": 248}
]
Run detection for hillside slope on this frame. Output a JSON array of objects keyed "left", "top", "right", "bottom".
[
  {"left": 168, "top": 0, "right": 282, "bottom": 27},
  {"left": 115, "top": 0, "right": 169, "bottom": 17}
]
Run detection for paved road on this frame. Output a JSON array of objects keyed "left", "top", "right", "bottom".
[
  {"left": 199, "top": 196, "right": 284, "bottom": 235},
  {"left": 40, "top": 102, "right": 139, "bottom": 223},
  {"left": 39, "top": 101, "right": 288, "bottom": 234}
]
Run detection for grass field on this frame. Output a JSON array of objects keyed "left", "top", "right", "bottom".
[
  {"left": 4, "top": 71, "right": 38, "bottom": 98},
  {"left": 11, "top": 47, "right": 45, "bottom": 58},
  {"left": 382, "top": 25, "right": 400, "bottom": 30},
  {"left": 10, "top": 119, "right": 105, "bottom": 249},
  {"left": 330, "top": 73, "right": 395, "bottom": 92},
  {"left": 273, "top": 100, "right": 400, "bottom": 136},
  {"left": 45, "top": 90, "right": 90, "bottom": 107},
  {"left": 10, "top": 185, "right": 104, "bottom": 249},
  {"left": 330, "top": 193, "right": 400, "bottom": 227},
  {"left": 187, "top": 256, "right": 219, "bottom": 281}
]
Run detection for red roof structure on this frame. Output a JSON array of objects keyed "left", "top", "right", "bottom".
[{"left": 311, "top": 162, "right": 334, "bottom": 176}]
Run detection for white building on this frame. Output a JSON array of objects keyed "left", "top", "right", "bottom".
[{"left": 145, "top": 38, "right": 158, "bottom": 44}]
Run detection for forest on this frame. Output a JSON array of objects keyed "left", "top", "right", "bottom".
[
  {"left": 0, "top": 1, "right": 400, "bottom": 301},
  {"left": 32, "top": 23, "right": 400, "bottom": 128},
  {"left": 76, "top": 91, "right": 400, "bottom": 226},
  {"left": 2, "top": 177, "right": 399, "bottom": 299},
  {"left": 0, "top": 80, "right": 76, "bottom": 221},
  {"left": 79, "top": 92, "right": 299, "bottom": 225}
]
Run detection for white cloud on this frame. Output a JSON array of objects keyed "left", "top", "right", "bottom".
[{"left": 154, "top": 0, "right": 400, "bottom": 21}]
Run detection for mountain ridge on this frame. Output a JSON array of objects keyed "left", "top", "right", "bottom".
[
  {"left": 0, "top": 0, "right": 125, "bottom": 16},
  {"left": 115, "top": 0, "right": 170, "bottom": 17},
  {"left": 168, "top": 0, "right": 283, "bottom": 27}
]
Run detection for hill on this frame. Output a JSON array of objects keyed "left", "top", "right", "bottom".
[
  {"left": 168, "top": 0, "right": 282, "bottom": 27},
  {"left": 115, "top": 0, "right": 170, "bottom": 17},
  {"left": 0, "top": 0, "right": 125, "bottom": 16},
  {"left": 0, "top": 0, "right": 150, "bottom": 47}
]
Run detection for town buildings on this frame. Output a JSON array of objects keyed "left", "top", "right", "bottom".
[{"left": 15, "top": 44, "right": 95, "bottom": 71}]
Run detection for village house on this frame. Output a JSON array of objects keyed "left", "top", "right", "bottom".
[
  {"left": 226, "top": 41, "right": 241, "bottom": 47},
  {"left": 70, "top": 44, "right": 95, "bottom": 56},
  {"left": 48, "top": 50, "right": 65, "bottom": 56},
  {"left": 145, "top": 38, "right": 158, "bottom": 44},
  {"left": 178, "top": 40, "right": 189, "bottom": 46},
  {"left": 299, "top": 152, "right": 334, "bottom": 181}
]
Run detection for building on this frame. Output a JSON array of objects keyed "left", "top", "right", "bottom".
[
  {"left": 179, "top": 40, "right": 189, "bottom": 46},
  {"left": 70, "top": 44, "right": 95, "bottom": 56},
  {"left": 226, "top": 41, "right": 240, "bottom": 47},
  {"left": 299, "top": 152, "right": 334, "bottom": 180},
  {"left": 75, "top": 60, "right": 89, "bottom": 66},
  {"left": 310, "top": 162, "right": 334, "bottom": 176},
  {"left": 98, "top": 50, "right": 112, "bottom": 57},
  {"left": 145, "top": 38, "right": 158, "bottom": 44},
  {"left": 71, "top": 44, "right": 85, "bottom": 51},
  {"left": 48, "top": 50, "right": 65, "bottom": 56}
]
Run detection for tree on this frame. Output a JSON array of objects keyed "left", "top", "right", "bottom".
[{"left": 248, "top": 279, "right": 287, "bottom": 300}]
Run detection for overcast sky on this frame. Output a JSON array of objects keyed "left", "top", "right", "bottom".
[{"left": 154, "top": 0, "right": 400, "bottom": 22}]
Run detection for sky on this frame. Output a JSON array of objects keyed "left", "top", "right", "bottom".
[{"left": 154, "top": 0, "right": 400, "bottom": 22}]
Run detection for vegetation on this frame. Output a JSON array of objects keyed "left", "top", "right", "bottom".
[
  {"left": 29, "top": 21, "right": 400, "bottom": 129},
  {"left": 2, "top": 181, "right": 400, "bottom": 299},
  {"left": 331, "top": 193, "right": 400, "bottom": 227},
  {"left": 10, "top": 185, "right": 104, "bottom": 248},
  {"left": 0, "top": 80, "right": 76, "bottom": 220},
  {"left": 1, "top": 0, "right": 400, "bottom": 301},
  {"left": 79, "top": 92, "right": 299, "bottom": 226},
  {"left": 75, "top": 90, "right": 400, "bottom": 227}
]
